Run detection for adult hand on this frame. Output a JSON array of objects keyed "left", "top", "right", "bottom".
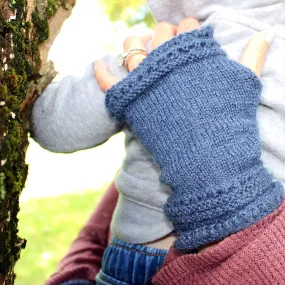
[
  {"left": 94, "top": 18, "right": 275, "bottom": 92},
  {"left": 94, "top": 19, "right": 276, "bottom": 252}
]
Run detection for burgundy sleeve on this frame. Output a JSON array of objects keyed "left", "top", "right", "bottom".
[{"left": 45, "top": 182, "right": 119, "bottom": 285}]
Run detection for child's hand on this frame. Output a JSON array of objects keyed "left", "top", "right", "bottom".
[{"left": 94, "top": 18, "right": 274, "bottom": 93}]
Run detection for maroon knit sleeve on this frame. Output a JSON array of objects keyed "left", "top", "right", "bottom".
[
  {"left": 152, "top": 200, "right": 285, "bottom": 285},
  {"left": 45, "top": 182, "right": 119, "bottom": 285}
]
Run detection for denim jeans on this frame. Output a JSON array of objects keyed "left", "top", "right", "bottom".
[{"left": 95, "top": 237, "right": 168, "bottom": 285}]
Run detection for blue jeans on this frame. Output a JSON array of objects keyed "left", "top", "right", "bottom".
[{"left": 95, "top": 237, "right": 168, "bottom": 285}]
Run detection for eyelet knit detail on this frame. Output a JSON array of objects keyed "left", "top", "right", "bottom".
[{"left": 106, "top": 26, "right": 225, "bottom": 122}]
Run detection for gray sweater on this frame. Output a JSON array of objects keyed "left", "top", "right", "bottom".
[{"left": 32, "top": 0, "right": 285, "bottom": 244}]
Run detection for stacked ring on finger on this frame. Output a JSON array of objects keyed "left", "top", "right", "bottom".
[{"left": 117, "top": 49, "right": 147, "bottom": 69}]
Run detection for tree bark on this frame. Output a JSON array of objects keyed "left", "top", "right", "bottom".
[{"left": 0, "top": 0, "right": 75, "bottom": 284}]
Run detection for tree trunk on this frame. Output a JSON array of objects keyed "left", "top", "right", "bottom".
[{"left": 0, "top": 0, "right": 75, "bottom": 283}]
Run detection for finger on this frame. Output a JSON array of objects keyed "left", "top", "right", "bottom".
[
  {"left": 123, "top": 34, "right": 152, "bottom": 52},
  {"left": 177, "top": 18, "right": 200, "bottom": 35},
  {"left": 123, "top": 35, "right": 151, "bottom": 72},
  {"left": 152, "top": 22, "right": 177, "bottom": 50},
  {"left": 240, "top": 28, "right": 276, "bottom": 77},
  {"left": 94, "top": 60, "right": 119, "bottom": 93}
]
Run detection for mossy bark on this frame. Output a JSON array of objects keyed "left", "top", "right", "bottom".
[{"left": 0, "top": 0, "right": 75, "bottom": 284}]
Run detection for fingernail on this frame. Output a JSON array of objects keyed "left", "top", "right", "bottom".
[{"left": 264, "top": 28, "right": 276, "bottom": 46}]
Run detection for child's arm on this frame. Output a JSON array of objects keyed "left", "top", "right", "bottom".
[
  {"left": 31, "top": 55, "right": 127, "bottom": 153},
  {"left": 45, "top": 182, "right": 119, "bottom": 285}
]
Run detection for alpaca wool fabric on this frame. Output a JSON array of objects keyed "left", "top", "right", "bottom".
[
  {"left": 152, "top": 200, "right": 285, "bottom": 285},
  {"left": 106, "top": 26, "right": 284, "bottom": 251}
]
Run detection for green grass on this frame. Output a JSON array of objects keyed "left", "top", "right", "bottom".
[{"left": 14, "top": 188, "right": 105, "bottom": 285}]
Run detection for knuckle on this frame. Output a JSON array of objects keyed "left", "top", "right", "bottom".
[
  {"left": 157, "top": 21, "right": 173, "bottom": 30},
  {"left": 123, "top": 36, "right": 133, "bottom": 47},
  {"left": 124, "top": 36, "right": 139, "bottom": 47},
  {"left": 179, "top": 18, "right": 189, "bottom": 26},
  {"left": 179, "top": 18, "right": 199, "bottom": 28}
]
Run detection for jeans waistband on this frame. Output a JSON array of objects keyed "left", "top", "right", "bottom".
[{"left": 100, "top": 237, "right": 168, "bottom": 285}]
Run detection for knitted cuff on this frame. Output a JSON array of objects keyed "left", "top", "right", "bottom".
[
  {"left": 106, "top": 26, "right": 225, "bottom": 122},
  {"left": 167, "top": 167, "right": 284, "bottom": 251}
]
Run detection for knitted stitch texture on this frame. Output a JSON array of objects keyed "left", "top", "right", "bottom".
[
  {"left": 105, "top": 26, "right": 284, "bottom": 251},
  {"left": 152, "top": 199, "right": 285, "bottom": 285}
]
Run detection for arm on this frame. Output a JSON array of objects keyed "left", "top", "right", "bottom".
[
  {"left": 31, "top": 55, "right": 127, "bottom": 153},
  {"left": 45, "top": 182, "right": 119, "bottom": 285}
]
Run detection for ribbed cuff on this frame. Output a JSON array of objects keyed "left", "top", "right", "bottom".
[
  {"left": 165, "top": 167, "right": 284, "bottom": 251},
  {"left": 105, "top": 26, "right": 225, "bottom": 122}
]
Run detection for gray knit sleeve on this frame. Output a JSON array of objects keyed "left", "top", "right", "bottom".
[{"left": 31, "top": 55, "right": 127, "bottom": 153}]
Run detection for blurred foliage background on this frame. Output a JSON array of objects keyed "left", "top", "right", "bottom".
[
  {"left": 14, "top": 0, "right": 154, "bottom": 284},
  {"left": 98, "top": 0, "right": 155, "bottom": 27},
  {"left": 15, "top": 190, "right": 105, "bottom": 285}
]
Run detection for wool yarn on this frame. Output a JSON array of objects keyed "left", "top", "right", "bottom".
[{"left": 106, "top": 26, "right": 284, "bottom": 251}]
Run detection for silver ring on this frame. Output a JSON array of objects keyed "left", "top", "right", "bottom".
[{"left": 117, "top": 49, "right": 147, "bottom": 68}]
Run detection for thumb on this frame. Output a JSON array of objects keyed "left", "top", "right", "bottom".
[
  {"left": 239, "top": 28, "right": 276, "bottom": 78},
  {"left": 94, "top": 60, "right": 119, "bottom": 93}
]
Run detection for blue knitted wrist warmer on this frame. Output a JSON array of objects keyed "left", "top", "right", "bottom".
[{"left": 106, "top": 26, "right": 284, "bottom": 252}]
